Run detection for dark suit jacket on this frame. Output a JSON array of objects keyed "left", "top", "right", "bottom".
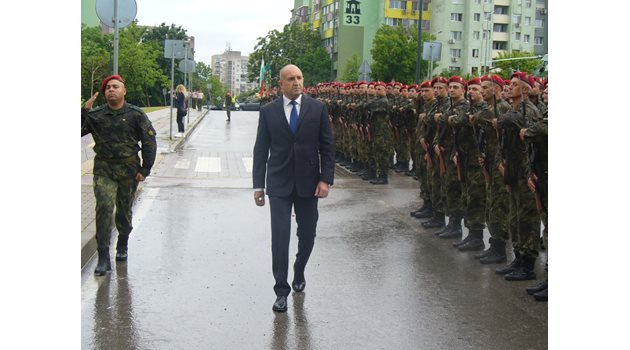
[{"left": 253, "top": 94, "right": 335, "bottom": 198}]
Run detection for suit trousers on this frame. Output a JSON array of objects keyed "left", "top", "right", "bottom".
[{"left": 268, "top": 188, "right": 319, "bottom": 297}]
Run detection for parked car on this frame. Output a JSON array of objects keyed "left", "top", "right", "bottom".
[{"left": 239, "top": 99, "right": 261, "bottom": 111}]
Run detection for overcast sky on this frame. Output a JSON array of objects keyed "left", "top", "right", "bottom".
[{"left": 135, "top": 0, "right": 295, "bottom": 65}]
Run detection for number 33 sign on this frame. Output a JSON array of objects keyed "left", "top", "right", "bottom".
[{"left": 343, "top": 0, "right": 363, "bottom": 26}]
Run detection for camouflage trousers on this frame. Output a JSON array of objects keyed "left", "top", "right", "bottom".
[
  {"left": 429, "top": 152, "right": 445, "bottom": 213},
  {"left": 397, "top": 128, "right": 410, "bottom": 163},
  {"left": 373, "top": 125, "right": 393, "bottom": 175},
  {"left": 508, "top": 180, "right": 541, "bottom": 259},
  {"left": 442, "top": 153, "right": 465, "bottom": 219},
  {"left": 93, "top": 174, "right": 138, "bottom": 250},
  {"left": 409, "top": 129, "right": 419, "bottom": 172},
  {"left": 486, "top": 160, "right": 510, "bottom": 242},
  {"left": 461, "top": 156, "right": 486, "bottom": 231},
  {"left": 417, "top": 146, "right": 431, "bottom": 201}
]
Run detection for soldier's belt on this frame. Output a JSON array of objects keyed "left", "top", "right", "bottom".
[{"left": 95, "top": 154, "right": 138, "bottom": 164}]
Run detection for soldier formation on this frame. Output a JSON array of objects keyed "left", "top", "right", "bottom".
[{"left": 309, "top": 72, "right": 548, "bottom": 302}]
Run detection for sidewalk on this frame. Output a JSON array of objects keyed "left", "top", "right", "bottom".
[{"left": 81, "top": 106, "right": 209, "bottom": 268}]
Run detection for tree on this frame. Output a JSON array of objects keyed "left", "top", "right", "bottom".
[
  {"left": 247, "top": 23, "right": 330, "bottom": 86},
  {"left": 340, "top": 54, "right": 360, "bottom": 82},
  {"left": 141, "top": 23, "right": 189, "bottom": 86},
  {"left": 81, "top": 25, "right": 111, "bottom": 98},
  {"left": 492, "top": 51, "right": 543, "bottom": 79},
  {"left": 370, "top": 24, "right": 434, "bottom": 84}
]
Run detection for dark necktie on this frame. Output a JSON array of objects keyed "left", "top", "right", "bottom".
[{"left": 289, "top": 100, "right": 299, "bottom": 134}]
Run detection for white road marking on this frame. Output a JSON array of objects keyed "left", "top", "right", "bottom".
[
  {"left": 175, "top": 158, "right": 191, "bottom": 169},
  {"left": 195, "top": 157, "right": 221, "bottom": 172}
]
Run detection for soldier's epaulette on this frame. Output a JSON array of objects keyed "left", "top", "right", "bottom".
[{"left": 127, "top": 104, "right": 146, "bottom": 114}]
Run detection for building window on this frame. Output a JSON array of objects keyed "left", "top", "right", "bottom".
[
  {"left": 535, "top": 36, "right": 544, "bottom": 45},
  {"left": 515, "top": 32, "right": 521, "bottom": 40},
  {"left": 484, "top": 12, "right": 492, "bottom": 21},
  {"left": 451, "top": 31, "right": 462, "bottom": 41},
  {"left": 472, "top": 49, "right": 479, "bottom": 58},
  {"left": 513, "top": 14, "right": 521, "bottom": 24},
  {"left": 474, "top": 13, "right": 481, "bottom": 21},
  {"left": 451, "top": 13, "right": 463, "bottom": 21},
  {"left": 450, "top": 49, "right": 462, "bottom": 58},
  {"left": 493, "top": 23, "right": 507, "bottom": 32},
  {"left": 474, "top": 0, "right": 481, "bottom": 4},
  {"left": 385, "top": 17, "right": 403, "bottom": 26},
  {"left": 524, "top": 34, "right": 530, "bottom": 43},
  {"left": 494, "top": 6, "right": 508, "bottom": 15},
  {"left": 492, "top": 41, "right": 507, "bottom": 50},
  {"left": 483, "top": 30, "right": 489, "bottom": 39},
  {"left": 452, "top": 0, "right": 464, "bottom": 4},
  {"left": 389, "top": 0, "right": 405, "bottom": 9},
  {"left": 484, "top": 0, "right": 491, "bottom": 3},
  {"left": 473, "top": 31, "right": 480, "bottom": 40},
  {"left": 449, "top": 66, "right": 461, "bottom": 72},
  {"left": 526, "top": 0, "right": 532, "bottom": 7},
  {"left": 536, "top": 19, "right": 544, "bottom": 27},
  {"left": 412, "top": 0, "right": 428, "bottom": 11},
  {"left": 524, "top": 16, "right": 531, "bottom": 25}
]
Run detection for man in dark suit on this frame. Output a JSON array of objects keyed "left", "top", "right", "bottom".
[{"left": 252, "top": 64, "right": 335, "bottom": 313}]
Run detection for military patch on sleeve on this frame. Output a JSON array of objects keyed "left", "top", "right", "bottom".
[{"left": 147, "top": 129, "right": 156, "bottom": 136}]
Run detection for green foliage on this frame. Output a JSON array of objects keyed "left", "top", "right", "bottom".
[
  {"left": 492, "top": 51, "right": 542, "bottom": 79},
  {"left": 370, "top": 25, "right": 434, "bottom": 84},
  {"left": 247, "top": 23, "right": 331, "bottom": 86},
  {"left": 340, "top": 54, "right": 361, "bottom": 82},
  {"left": 81, "top": 24, "right": 111, "bottom": 98}
]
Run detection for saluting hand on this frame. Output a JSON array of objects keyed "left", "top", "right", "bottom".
[{"left": 84, "top": 92, "right": 99, "bottom": 110}]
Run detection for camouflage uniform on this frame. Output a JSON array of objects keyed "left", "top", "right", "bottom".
[
  {"left": 498, "top": 99, "right": 542, "bottom": 278},
  {"left": 524, "top": 110, "right": 548, "bottom": 247},
  {"left": 367, "top": 95, "right": 392, "bottom": 181},
  {"left": 81, "top": 103, "right": 157, "bottom": 268}
]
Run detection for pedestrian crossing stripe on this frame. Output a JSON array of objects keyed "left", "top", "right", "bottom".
[
  {"left": 175, "top": 158, "right": 191, "bottom": 169},
  {"left": 242, "top": 157, "right": 253, "bottom": 173},
  {"left": 195, "top": 157, "right": 221, "bottom": 172}
]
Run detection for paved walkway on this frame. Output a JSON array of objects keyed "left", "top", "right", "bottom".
[{"left": 81, "top": 106, "right": 209, "bottom": 267}]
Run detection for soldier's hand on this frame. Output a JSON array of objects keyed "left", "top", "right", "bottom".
[
  {"left": 519, "top": 128, "right": 528, "bottom": 142},
  {"left": 254, "top": 190, "right": 265, "bottom": 207},
  {"left": 491, "top": 118, "right": 498, "bottom": 129},
  {"left": 434, "top": 113, "right": 442, "bottom": 122},
  {"left": 84, "top": 92, "right": 98, "bottom": 110},
  {"left": 135, "top": 173, "right": 146, "bottom": 182},
  {"left": 478, "top": 157, "right": 485, "bottom": 167},
  {"left": 419, "top": 113, "right": 426, "bottom": 121},
  {"left": 498, "top": 163, "right": 505, "bottom": 176},
  {"left": 468, "top": 113, "right": 476, "bottom": 123},
  {"left": 527, "top": 174, "right": 538, "bottom": 193}
]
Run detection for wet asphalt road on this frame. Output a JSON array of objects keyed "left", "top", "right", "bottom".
[{"left": 81, "top": 110, "right": 547, "bottom": 349}]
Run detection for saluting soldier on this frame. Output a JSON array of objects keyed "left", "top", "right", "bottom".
[{"left": 81, "top": 75, "right": 157, "bottom": 276}]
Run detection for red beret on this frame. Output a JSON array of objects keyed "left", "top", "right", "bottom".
[
  {"left": 449, "top": 76, "right": 467, "bottom": 89},
  {"left": 408, "top": 84, "right": 418, "bottom": 90},
  {"left": 101, "top": 75, "right": 125, "bottom": 93},
  {"left": 431, "top": 77, "right": 448, "bottom": 87},
  {"left": 358, "top": 81, "right": 368, "bottom": 86},
  {"left": 468, "top": 77, "right": 482, "bottom": 87},
  {"left": 394, "top": 82, "right": 403, "bottom": 87},
  {"left": 376, "top": 81, "right": 387, "bottom": 87},
  {"left": 419, "top": 80, "right": 431, "bottom": 89},
  {"left": 481, "top": 74, "right": 504, "bottom": 88},
  {"left": 511, "top": 72, "right": 534, "bottom": 88},
  {"left": 400, "top": 85, "right": 409, "bottom": 90}
]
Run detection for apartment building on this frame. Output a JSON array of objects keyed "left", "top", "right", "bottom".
[
  {"left": 291, "top": 0, "right": 548, "bottom": 79},
  {"left": 211, "top": 50, "right": 257, "bottom": 96}
]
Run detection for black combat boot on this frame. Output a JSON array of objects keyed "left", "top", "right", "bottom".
[
  {"left": 413, "top": 201, "right": 434, "bottom": 219},
  {"left": 94, "top": 248, "right": 112, "bottom": 276},
  {"left": 349, "top": 160, "right": 361, "bottom": 172},
  {"left": 480, "top": 239, "right": 507, "bottom": 264},
  {"left": 361, "top": 168, "right": 377, "bottom": 181},
  {"left": 404, "top": 165, "right": 416, "bottom": 177},
  {"left": 439, "top": 218, "right": 462, "bottom": 239},
  {"left": 116, "top": 234, "right": 129, "bottom": 262},
  {"left": 369, "top": 173, "right": 388, "bottom": 185},
  {"left": 422, "top": 212, "right": 445, "bottom": 229},
  {"left": 505, "top": 255, "right": 537, "bottom": 281},
  {"left": 458, "top": 230, "right": 485, "bottom": 251},
  {"left": 474, "top": 238, "right": 495, "bottom": 259},
  {"left": 533, "top": 286, "right": 548, "bottom": 301},
  {"left": 394, "top": 162, "right": 408, "bottom": 173},
  {"left": 526, "top": 279, "right": 548, "bottom": 295},
  {"left": 496, "top": 251, "right": 522, "bottom": 275},
  {"left": 410, "top": 200, "right": 429, "bottom": 216}
]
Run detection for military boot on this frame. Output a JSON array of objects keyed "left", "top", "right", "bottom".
[
  {"left": 439, "top": 218, "right": 462, "bottom": 239},
  {"left": 422, "top": 212, "right": 445, "bottom": 229},
  {"left": 474, "top": 238, "right": 495, "bottom": 259},
  {"left": 533, "top": 287, "right": 548, "bottom": 302},
  {"left": 458, "top": 230, "right": 485, "bottom": 251},
  {"left": 413, "top": 201, "right": 434, "bottom": 219},
  {"left": 116, "top": 234, "right": 129, "bottom": 262},
  {"left": 361, "top": 167, "right": 377, "bottom": 181},
  {"left": 496, "top": 251, "right": 522, "bottom": 275},
  {"left": 349, "top": 160, "right": 362, "bottom": 172},
  {"left": 526, "top": 279, "right": 548, "bottom": 295},
  {"left": 480, "top": 239, "right": 507, "bottom": 264},
  {"left": 410, "top": 200, "right": 429, "bottom": 216},
  {"left": 404, "top": 165, "right": 416, "bottom": 177},
  {"left": 369, "top": 173, "right": 388, "bottom": 185},
  {"left": 394, "top": 162, "right": 408, "bottom": 173},
  {"left": 505, "top": 255, "right": 537, "bottom": 281},
  {"left": 94, "top": 248, "right": 112, "bottom": 276}
]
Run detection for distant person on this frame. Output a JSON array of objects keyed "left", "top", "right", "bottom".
[
  {"left": 81, "top": 75, "right": 157, "bottom": 276},
  {"left": 225, "top": 91, "right": 234, "bottom": 121},
  {"left": 252, "top": 64, "right": 335, "bottom": 312},
  {"left": 175, "top": 84, "right": 187, "bottom": 137},
  {"left": 197, "top": 91, "right": 204, "bottom": 111}
]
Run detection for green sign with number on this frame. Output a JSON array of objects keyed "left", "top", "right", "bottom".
[{"left": 343, "top": 0, "right": 363, "bottom": 27}]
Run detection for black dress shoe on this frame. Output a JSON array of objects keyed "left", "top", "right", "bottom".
[
  {"left": 526, "top": 280, "right": 548, "bottom": 295},
  {"left": 272, "top": 296, "right": 288, "bottom": 312},
  {"left": 292, "top": 280, "right": 306, "bottom": 293},
  {"left": 533, "top": 287, "right": 548, "bottom": 302},
  {"left": 115, "top": 248, "right": 128, "bottom": 262}
]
